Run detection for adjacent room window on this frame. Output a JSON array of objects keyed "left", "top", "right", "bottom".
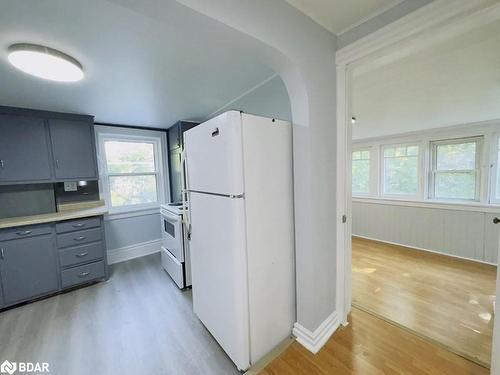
[
  {"left": 96, "top": 127, "right": 166, "bottom": 213},
  {"left": 352, "top": 149, "right": 371, "bottom": 195},
  {"left": 430, "top": 137, "right": 481, "bottom": 201},
  {"left": 495, "top": 137, "right": 500, "bottom": 202},
  {"left": 382, "top": 144, "right": 420, "bottom": 196}
]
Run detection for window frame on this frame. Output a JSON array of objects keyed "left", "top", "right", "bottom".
[
  {"left": 95, "top": 126, "right": 168, "bottom": 215},
  {"left": 380, "top": 142, "right": 422, "bottom": 199},
  {"left": 489, "top": 133, "right": 500, "bottom": 204},
  {"left": 428, "top": 136, "right": 482, "bottom": 202},
  {"left": 351, "top": 147, "right": 372, "bottom": 197}
]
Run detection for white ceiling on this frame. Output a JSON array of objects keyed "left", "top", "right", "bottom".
[
  {"left": 0, "top": 0, "right": 278, "bottom": 128},
  {"left": 284, "top": 0, "right": 402, "bottom": 34},
  {"left": 352, "top": 20, "right": 500, "bottom": 140}
]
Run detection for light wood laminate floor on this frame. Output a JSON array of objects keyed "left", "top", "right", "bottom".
[
  {"left": 258, "top": 307, "right": 488, "bottom": 375},
  {"left": 0, "top": 254, "right": 239, "bottom": 375},
  {"left": 352, "top": 237, "right": 497, "bottom": 367}
]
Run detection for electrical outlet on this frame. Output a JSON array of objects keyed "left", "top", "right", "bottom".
[{"left": 64, "top": 181, "right": 78, "bottom": 192}]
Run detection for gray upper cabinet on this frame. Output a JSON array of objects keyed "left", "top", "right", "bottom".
[
  {"left": 49, "top": 119, "right": 98, "bottom": 180},
  {"left": 0, "top": 234, "right": 58, "bottom": 305},
  {"left": 0, "top": 115, "right": 53, "bottom": 183}
]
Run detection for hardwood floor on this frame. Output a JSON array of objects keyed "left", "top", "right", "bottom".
[
  {"left": 0, "top": 254, "right": 239, "bottom": 375},
  {"left": 352, "top": 237, "right": 497, "bottom": 367},
  {"left": 258, "top": 307, "right": 488, "bottom": 375}
]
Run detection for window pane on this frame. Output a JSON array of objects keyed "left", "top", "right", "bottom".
[
  {"left": 383, "top": 155, "right": 418, "bottom": 195},
  {"left": 352, "top": 151, "right": 361, "bottom": 160},
  {"left": 384, "top": 147, "right": 395, "bottom": 157},
  {"left": 395, "top": 147, "right": 406, "bottom": 157},
  {"left": 361, "top": 150, "right": 370, "bottom": 159},
  {"left": 105, "top": 141, "right": 155, "bottom": 173},
  {"left": 109, "top": 175, "right": 157, "bottom": 207},
  {"left": 434, "top": 172, "right": 475, "bottom": 200},
  {"left": 352, "top": 159, "right": 370, "bottom": 194},
  {"left": 407, "top": 146, "right": 418, "bottom": 156},
  {"left": 436, "top": 142, "right": 476, "bottom": 171}
]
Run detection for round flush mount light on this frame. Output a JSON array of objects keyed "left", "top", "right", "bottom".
[{"left": 7, "top": 43, "right": 84, "bottom": 82}]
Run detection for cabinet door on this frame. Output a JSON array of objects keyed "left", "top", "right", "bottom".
[
  {"left": 169, "top": 148, "right": 182, "bottom": 202},
  {"left": 0, "top": 234, "right": 58, "bottom": 305},
  {"left": 0, "top": 277, "right": 4, "bottom": 309},
  {"left": 49, "top": 119, "right": 97, "bottom": 180},
  {"left": 0, "top": 115, "right": 52, "bottom": 183},
  {"left": 168, "top": 123, "right": 181, "bottom": 150}
]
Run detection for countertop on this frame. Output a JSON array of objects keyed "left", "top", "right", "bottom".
[{"left": 0, "top": 205, "right": 108, "bottom": 230}]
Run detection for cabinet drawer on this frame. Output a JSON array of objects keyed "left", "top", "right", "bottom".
[
  {"left": 161, "top": 247, "right": 185, "bottom": 288},
  {"left": 56, "top": 217, "right": 101, "bottom": 234},
  {"left": 61, "top": 260, "right": 105, "bottom": 289},
  {"left": 59, "top": 241, "right": 105, "bottom": 268},
  {"left": 0, "top": 224, "right": 52, "bottom": 242},
  {"left": 57, "top": 227, "right": 102, "bottom": 248}
]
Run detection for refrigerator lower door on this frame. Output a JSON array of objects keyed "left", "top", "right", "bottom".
[{"left": 189, "top": 192, "right": 250, "bottom": 371}]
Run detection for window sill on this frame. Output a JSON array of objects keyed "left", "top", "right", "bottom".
[
  {"left": 352, "top": 196, "right": 500, "bottom": 213},
  {"left": 104, "top": 206, "right": 161, "bottom": 221}
]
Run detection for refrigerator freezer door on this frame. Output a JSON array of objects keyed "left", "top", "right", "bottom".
[
  {"left": 184, "top": 111, "right": 244, "bottom": 196},
  {"left": 189, "top": 192, "right": 250, "bottom": 370}
]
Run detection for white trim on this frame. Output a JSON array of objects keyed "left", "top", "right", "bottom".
[
  {"left": 292, "top": 311, "right": 340, "bottom": 354},
  {"left": 105, "top": 207, "right": 160, "bottom": 221},
  {"left": 107, "top": 238, "right": 162, "bottom": 265},
  {"left": 353, "top": 197, "right": 500, "bottom": 213},
  {"left": 336, "top": 0, "right": 496, "bottom": 65},
  {"left": 335, "top": 1, "right": 500, "bottom": 360},
  {"left": 353, "top": 235, "right": 497, "bottom": 266},
  {"left": 94, "top": 125, "right": 168, "bottom": 215},
  {"left": 336, "top": 0, "right": 404, "bottom": 36}
]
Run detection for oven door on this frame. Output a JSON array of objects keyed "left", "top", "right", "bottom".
[{"left": 161, "top": 209, "right": 184, "bottom": 262}]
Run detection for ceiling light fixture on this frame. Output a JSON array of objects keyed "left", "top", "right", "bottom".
[{"left": 7, "top": 43, "right": 84, "bottom": 82}]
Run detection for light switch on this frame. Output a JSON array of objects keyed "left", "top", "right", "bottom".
[{"left": 64, "top": 181, "right": 78, "bottom": 192}]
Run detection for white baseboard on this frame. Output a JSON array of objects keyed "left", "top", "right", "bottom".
[
  {"left": 353, "top": 235, "right": 498, "bottom": 266},
  {"left": 292, "top": 311, "right": 339, "bottom": 354},
  {"left": 107, "top": 239, "right": 162, "bottom": 265}
]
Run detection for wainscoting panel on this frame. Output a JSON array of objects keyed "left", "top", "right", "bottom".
[{"left": 352, "top": 200, "right": 499, "bottom": 264}]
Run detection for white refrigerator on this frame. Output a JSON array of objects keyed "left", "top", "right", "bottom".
[{"left": 183, "top": 111, "right": 295, "bottom": 371}]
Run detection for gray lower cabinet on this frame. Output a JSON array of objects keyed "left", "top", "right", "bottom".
[
  {"left": 0, "top": 215, "right": 107, "bottom": 310},
  {"left": 0, "top": 115, "right": 53, "bottom": 183},
  {"left": 0, "top": 277, "right": 4, "bottom": 309},
  {"left": 49, "top": 119, "right": 98, "bottom": 180},
  {"left": 0, "top": 234, "right": 58, "bottom": 305}
]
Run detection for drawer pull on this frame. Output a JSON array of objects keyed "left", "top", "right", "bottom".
[
  {"left": 78, "top": 271, "right": 91, "bottom": 278},
  {"left": 74, "top": 236, "right": 87, "bottom": 241},
  {"left": 72, "top": 223, "right": 86, "bottom": 228},
  {"left": 76, "top": 252, "right": 89, "bottom": 258},
  {"left": 16, "top": 230, "right": 32, "bottom": 236}
]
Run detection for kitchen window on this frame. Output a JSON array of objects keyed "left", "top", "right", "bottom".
[
  {"left": 381, "top": 144, "right": 420, "bottom": 197},
  {"left": 96, "top": 126, "right": 167, "bottom": 214},
  {"left": 429, "top": 137, "right": 481, "bottom": 201},
  {"left": 352, "top": 149, "right": 371, "bottom": 195}
]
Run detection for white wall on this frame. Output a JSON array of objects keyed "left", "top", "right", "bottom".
[
  {"left": 353, "top": 200, "right": 499, "bottom": 264},
  {"left": 210, "top": 75, "right": 292, "bottom": 122}
]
